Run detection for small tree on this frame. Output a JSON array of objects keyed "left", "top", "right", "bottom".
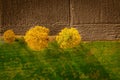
[
  {"left": 3, "top": 29, "right": 16, "bottom": 43},
  {"left": 24, "top": 26, "right": 49, "bottom": 51},
  {"left": 56, "top": 27, "right": 81, "bottom": 49}
]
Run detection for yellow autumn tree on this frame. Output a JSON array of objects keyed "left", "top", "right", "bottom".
[
  {"left": 56, "top": 27, "right": 81, "bottom": 49},
  {"left": 3, "top": 29, "right": 16, "bottom": 43},
  {"left": 24, "top": 26, "right": 49, "bottom": 51}
]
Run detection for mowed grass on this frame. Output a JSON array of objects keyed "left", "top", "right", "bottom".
[{"left": 0, "top": 39, "right": 120, "bottom": 80}]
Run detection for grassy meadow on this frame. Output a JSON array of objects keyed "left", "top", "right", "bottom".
[{"left": 0, "top": 38, "right": 120, "bottom": 80}]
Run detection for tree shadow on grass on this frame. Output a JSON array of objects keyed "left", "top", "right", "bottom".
[
  {"left": 8, "top": 39, "right": 42, "bottom": 80},
  {"left": 72, "top": 43, "right": 111, "bottom": 80},
  {"left": 27, "top": 42, "right": 112, "bottom": 80},
  {"left": 0, "top": 40, "right": 112, "bottom": 80}
]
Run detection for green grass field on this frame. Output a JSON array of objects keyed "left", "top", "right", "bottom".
[{"left": 0, "top": 39, "right": 120, "bottom": 80}]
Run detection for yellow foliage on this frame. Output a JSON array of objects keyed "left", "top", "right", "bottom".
[
  {"left": 24, "top": 26, "right": 49, "bottom": 51},
  {"left": 56, "top": 27, "right": 81, "bottom": 49},
  {"left": 3, "top": 29, "right": 15, "bottom": 43}
]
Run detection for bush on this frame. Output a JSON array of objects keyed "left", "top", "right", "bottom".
[
  {"left": 24, "top": 26, "right": 49, "bottom": 51},
  {"left": 3, "top": 29, "right": 16, "bottom": 43},
  {"left": 56, "top": 27, "right": 81, "bottom": 49}
]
